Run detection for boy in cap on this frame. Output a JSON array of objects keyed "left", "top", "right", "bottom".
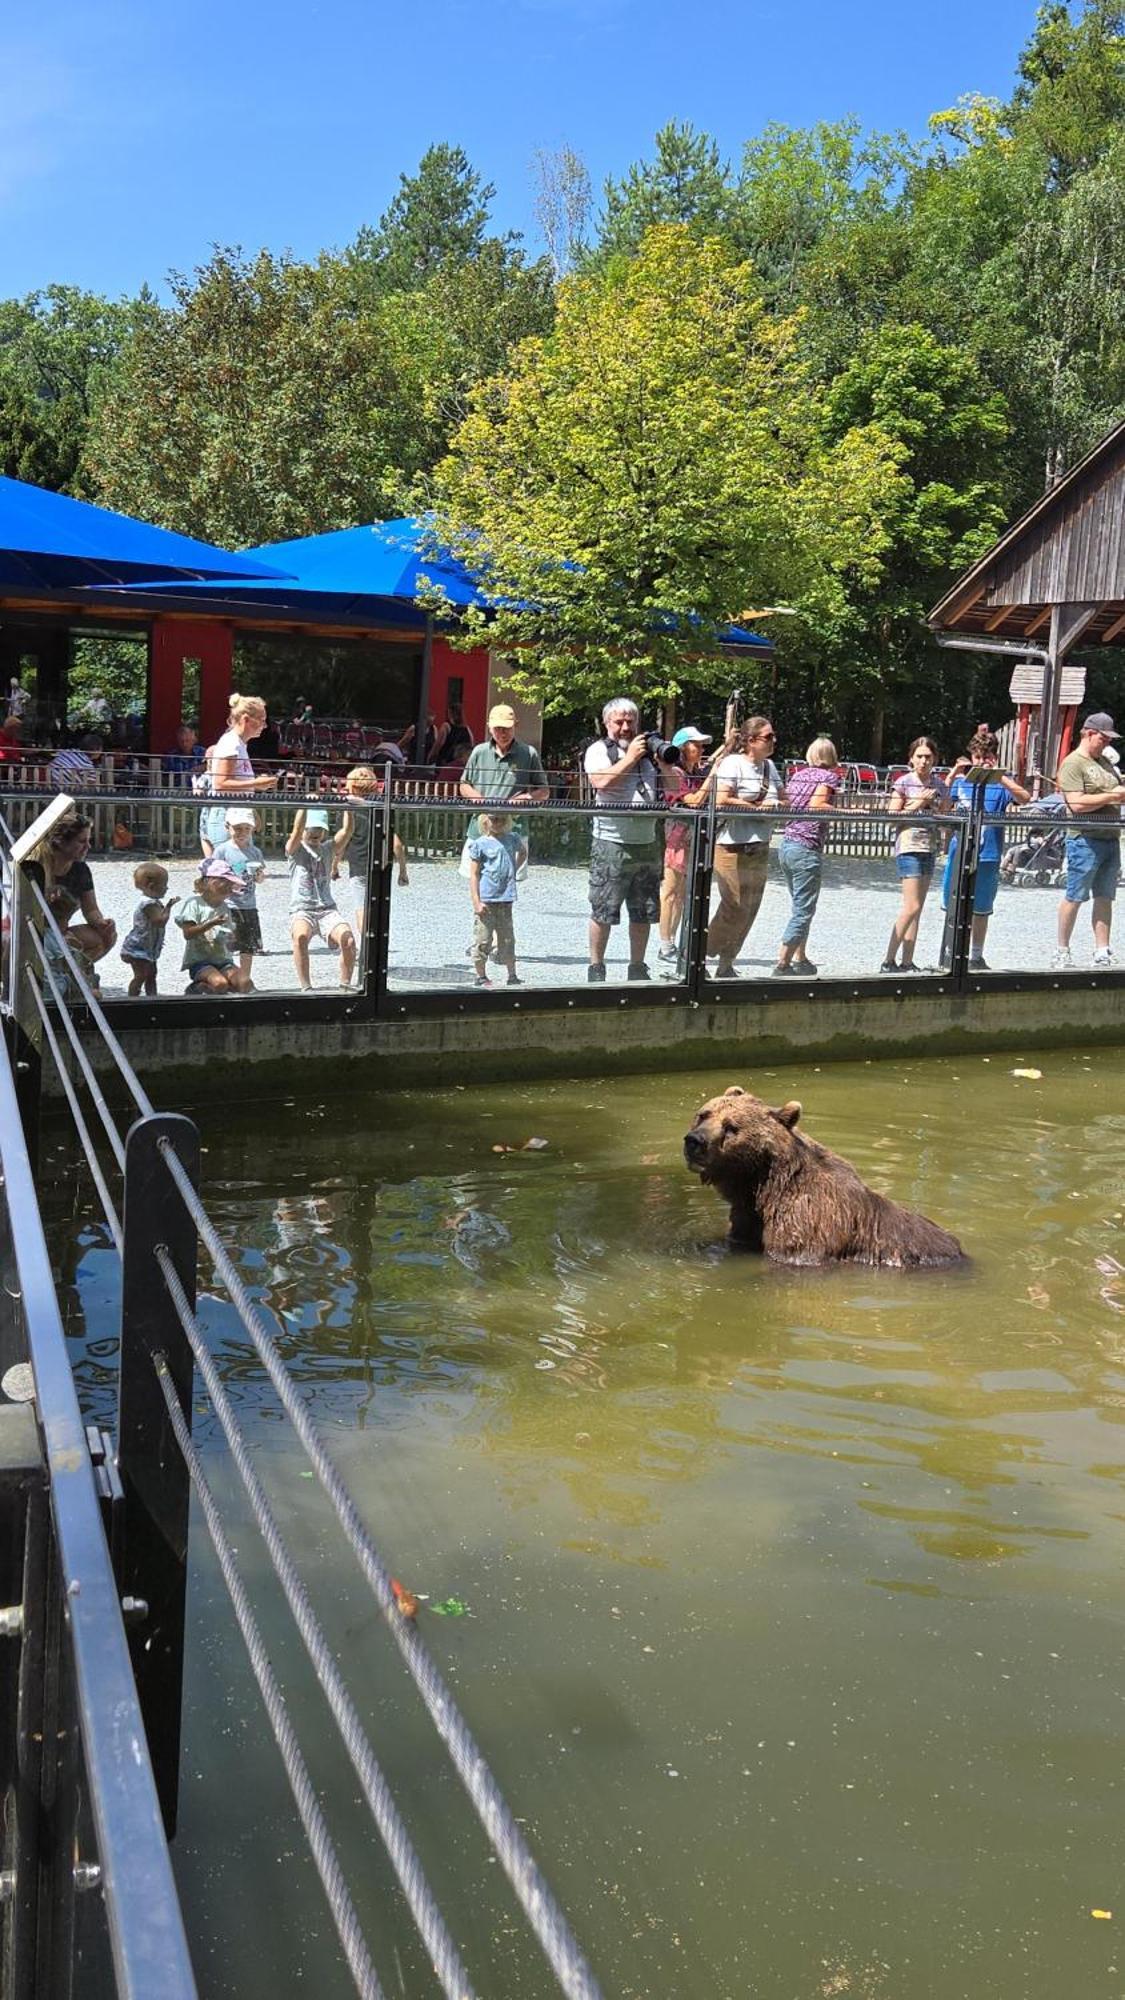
[
  {"left": 1055, "top": 712, "right": 1125, "bottom": 968},
  {"left": 285, "top": 806, "right": 357, "bottom": 991},
  {"left": 212, "top": 807, "right": 265, "bottom": 985}
]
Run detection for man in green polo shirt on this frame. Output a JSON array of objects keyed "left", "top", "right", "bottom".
[{"left": 459, "top": 704, "right": 549, "bottom": 841}]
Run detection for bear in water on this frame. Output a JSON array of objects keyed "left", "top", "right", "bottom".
[{"left": 683, "top": 1086, "right": 965, "bottom": 1268}]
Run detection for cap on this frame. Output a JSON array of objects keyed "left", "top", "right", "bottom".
[
  {"left": 199, "top": 857, "right": 239, "bottom": 884},
  {"left": 489, "top": 704, "right": 517, "bottom": 730},
  {"left": 303, "top": 808, "right": 330, "bottom": 830},
  {"left": 1082, "top": 712, "right": 1119, "bottom": 738},
  {"left": 671, "top": 726, "right": 712, "bottom": 747},
  {"left": 224, "top": 807, "right": 256, "bottom": 827}
]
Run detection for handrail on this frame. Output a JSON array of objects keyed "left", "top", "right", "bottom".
[{"left": 0, "top": 1032, "right": 196, "bottom": 2000}]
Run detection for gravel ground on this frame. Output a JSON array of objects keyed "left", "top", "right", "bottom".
[{"left": 73, "top": 843, "right": 1118, "bottom": 998}]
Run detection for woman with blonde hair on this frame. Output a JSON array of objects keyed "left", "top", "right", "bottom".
[
  {"left": 774, "top": 736, "right": 843, "bottom": 976},
  {"left": 199, "top": 693, "right": 276, "bottom": 856}
]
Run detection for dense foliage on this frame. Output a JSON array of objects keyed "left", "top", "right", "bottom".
[{"left": 6, "top": 3, "right": 1125, "bottom": 752}]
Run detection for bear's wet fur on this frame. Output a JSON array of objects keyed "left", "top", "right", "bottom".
[{"left": 683, "top": 1086, "right": 965, "bottom": 1268}]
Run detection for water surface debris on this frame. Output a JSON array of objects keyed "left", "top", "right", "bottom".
[
  {"left": 1011, "top": 1067, "right": 1043, "bottom": 1080},
  {"left": 390, "top": 1578, "right": 419, "bottom": 1619}
]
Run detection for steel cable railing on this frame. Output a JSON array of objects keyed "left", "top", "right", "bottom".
[
  {"left": 152, "top": 1356, "right": 385, "bottom": 2000},
  {"left": 157, "top": 1137, "right": 605, "bottom": 2000},
  {"left": 21, "top": 963, "right": 123, "bottom": 1251},
  {"left": 152, "top": 1246, "right": 478, "bottom": 2000}
]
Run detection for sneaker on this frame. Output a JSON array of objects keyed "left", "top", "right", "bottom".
[
  {"left": 587, "top": 963, "right": 606, "bottom": 983},
  {"left": 507, "top": 974, "right": 523, "bottom": 986},
  {"left": 968, "top": 955, "right": 990, "bottom": 971},
  {"left": 474, "top": 974, "right": 492, "bottom": 988},
  {"left": 793, "top": 958, "right": 818, "bottom": 977},
  {"left": 627, "top": 962, "right": 651, "bottom": 981},
  {"left": 716, "top": 962, "right": 738, "bottom": 980},
  {"left": 879, "top": 960, "right": 898, "bottom": 975},
  {"left": 1051, "top": 947, "right": 1074, "bottom": 970},
  {"left": 772, "top": 962, "right": 797, "bottom": 977},
  {"left": 657, "top": 943, "right": 678, "bottom": 962},
  {"left": 1092, "top": 947, "right": 1116, "bottom": 968}
]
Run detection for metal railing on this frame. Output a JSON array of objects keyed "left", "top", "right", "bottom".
[
  {"left": 1, "top": 782, "right": 1122, "bottom": 1036},
  {"left": 0, "top": 839, "right": 607, "bottom": 1999}
]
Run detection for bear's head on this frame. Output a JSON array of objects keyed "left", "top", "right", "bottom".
[{"left": 683, "top": 1085, "right": 803, "bottom": 1186}]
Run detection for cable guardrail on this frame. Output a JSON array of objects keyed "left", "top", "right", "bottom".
[
  {"left": 0, "top": 1022, "right": 196, "bottom": 1999},
  {"left": 0, "top": 804, "right": 606, "bottom": 1999}
]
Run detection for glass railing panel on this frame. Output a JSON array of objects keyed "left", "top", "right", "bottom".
[
  {"left": 12, "top": 790, "right": 373, "bottom": 1003},
  {"left": 967, "top": 809, "right": 1124, "bottom": 977},
  {"left": 704, "top": 808, "right": 954, "bottom": 983},
  {"left": 386, "top": 802, "right": 700, "bottom": 993}
]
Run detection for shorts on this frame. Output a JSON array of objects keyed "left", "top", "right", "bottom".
[
  {"left": 199, "top": 805, "right": 228, "bottom": 848},
  {"left": 663, "top": 822, "right": 691, "bottom": 873},
  {"left": 472, "top": 903, "right": 515, "bottom": 960},
  {"left": 229, "top": 907, "right": 262, "bottom": 955},
  {"left": 187, "top": 959, "right": 234, "bottom": 989},
  {"left": 290, "top": 907, "right": 350, "bottom": 946},
  {"left": 349, "top": 872, "right": 368, "bottom": 914},
  {"left": 588, "top": 839, "right": 662, "bottom": 928},
  {"left": 896, "top": 852, "right": 935, "bottom": 880},
  {"left": 1065, "top": 835, "right": 1120, "bottom": 904},
  {"left": 941, "top": 855, "right": 1001, "bottom": 916}
]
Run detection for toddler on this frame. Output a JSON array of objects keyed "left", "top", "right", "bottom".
[
  {"left": 212, "top": 806, "right": 265, "bottom": 984},
  {"left": 285, "top": 807, "right": 357, "bottom": 990},
  {"left": 467, "top": 811, "right": 525, "bottom": 988},
  {"left": 120, "top": 861, "right": 178, "bottom": 996},
  {"left": 175, "top": 857, "right": 251, "bottom": 993}
]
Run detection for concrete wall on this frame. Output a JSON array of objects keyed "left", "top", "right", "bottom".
[{"left": 70, "top": 983, "right": 1125, "bottom": 1101}]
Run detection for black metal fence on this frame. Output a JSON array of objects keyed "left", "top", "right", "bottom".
[{"left": 2, "top": 780, "right": 1121, "bottom": 1038}]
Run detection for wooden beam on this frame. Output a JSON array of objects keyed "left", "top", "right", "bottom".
[
  {"left": 1025, "top": 607, "right": 1051, "bottom": 638},
  {"left": 984, "top": 606, "right": 1011, "bottom": 631},
  {"left": 1101, "top": 608, "right": 1125, "bottom": 644}
]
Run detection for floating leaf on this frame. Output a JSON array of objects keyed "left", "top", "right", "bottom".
[
  {"left": 430, "top": 1597, "right": 468, "bottom": 1617},
  {"left": 1011, "top": 1067, "right": 1043, "bottom": 1080},
  {"left": 522, "top": 1137, "right": 550, "bottom": 1151},
  {"left": 1091, "top": 1909, "right": 1113, "bottom": 1920}
]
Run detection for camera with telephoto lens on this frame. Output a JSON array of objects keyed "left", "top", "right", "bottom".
[{"left": 642, "top": 732, "right": 680, "bottom": 766}]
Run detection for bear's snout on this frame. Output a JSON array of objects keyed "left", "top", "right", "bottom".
[{"left": 683, "top": 1128, "right": 709, "bottom": 1169}]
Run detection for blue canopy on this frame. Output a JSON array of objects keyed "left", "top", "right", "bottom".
[
  {"left": 0, "top": 476, "right": 291, "bottom": 590},
  {"left": 122, "top": 514, "right": 769, "bottom": 648}
]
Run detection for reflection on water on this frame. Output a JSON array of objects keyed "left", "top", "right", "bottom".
[{"left": 47, "top": 1047, "right": 1125, "bottom": 1999}]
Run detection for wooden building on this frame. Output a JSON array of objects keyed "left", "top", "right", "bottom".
[{"left": 930, "top": 419, "right": 1125, "bottom": 775}]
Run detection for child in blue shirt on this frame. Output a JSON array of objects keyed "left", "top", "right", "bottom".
[
  {"left": 941, "top": 727, "right": 1031, "bottom": 968},
  {"left": 212, "top": 806, "right": 265, "bottom": 986},
  {"left": 467, "top": 811, "right": 526, "bottom": 988},
  {"left": 120, "top": 861, "right": 178, "bottom": 996}
]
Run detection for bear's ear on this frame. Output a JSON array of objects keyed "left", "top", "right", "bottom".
[
  {"left": 770, "top": 1100, "right": 802, "bottom": 1130},
  {"left": 723, "top": 1084, "right": 746, "bottom": 1098}
]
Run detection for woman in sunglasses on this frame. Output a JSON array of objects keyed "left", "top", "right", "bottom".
[{"left": 706, "top": 716, "right": 786, "bottom": 979}]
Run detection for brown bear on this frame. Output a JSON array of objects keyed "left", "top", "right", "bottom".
[{"left": 683, "top": 1086, "right": 965, "bottom": 1267}]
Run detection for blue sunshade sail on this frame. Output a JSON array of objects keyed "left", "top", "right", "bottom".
[
  {"left": 240, "top": 518, "right": 482, "bottom": 606},
  {"left": 0, "top": 476, "right": 292, "bottom": 588}
]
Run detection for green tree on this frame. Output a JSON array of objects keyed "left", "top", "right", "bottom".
[
  {"left": 348, "top": 144, "right": 505, "bottom": 294},
  {"left": 0, "top": 285, "right": 142, "bottom": 494},
  {"left": 789, "top": 322, "right": 1010, "bottom": 755},
  {"left": 87, "top": 248, "right": 410, "bottom": 547},
  {"left": 433, "top": 226, "right": 902, "bottom": 712},
  {"left": 595, "top": 124, "right": 739, "bottom": 262}
]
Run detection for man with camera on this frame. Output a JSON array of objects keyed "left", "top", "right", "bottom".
[{"left": 583, "top": 697, "right": 664, "bottom": 982}]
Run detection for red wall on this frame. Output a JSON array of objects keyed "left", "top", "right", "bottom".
[
  {"left": 149, "top": 620, "right": 233, "bottom": 751},
  {"left": 429, "top": 637, "right": 489, "bottom": 742}
]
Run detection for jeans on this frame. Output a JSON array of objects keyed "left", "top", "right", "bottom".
[{"left": 779, "top": 839, "right": 823, "bottom": 947}]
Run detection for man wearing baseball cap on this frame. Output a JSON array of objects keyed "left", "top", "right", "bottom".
[
  {"left": 1054, "top": 712, "right": 1125, "bottom": 969},
  {"left": 459, "top": 703, "right": 549, "bottom": 845}
]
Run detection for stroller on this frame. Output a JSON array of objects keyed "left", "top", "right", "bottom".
[{"left": 1000, "top": 795, "right": 1067, "bottom": 888}]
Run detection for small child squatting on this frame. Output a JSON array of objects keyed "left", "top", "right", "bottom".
[
  {"left": 120, "top": 861, "right": 178, "bottom": 996},
  {"left": 467, "top": 811, "right": 526, "bottom": 987},
  {"left": 175, "top": 857, "right": 252, "bottom": 994}
]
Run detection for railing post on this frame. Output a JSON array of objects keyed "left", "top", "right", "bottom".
[
  {"left": 117, "top": 1111, "right": 200, "bottom": 1838},
  {"left": 366, "top": 773, "right": 394, "bottom": 1016},
  {"left": 950, "top": 780, "right": 987, "bottom": 992},
  {"left": 8, "top": 860, "right": 45, "bottom": 1161},
  {"left": 685, "top": 786, "right": 716, "bottom": 1001}
]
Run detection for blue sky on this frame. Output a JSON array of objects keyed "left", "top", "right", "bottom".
[{"left": 6, "top": 0, "right": 1036, "bottom": 299}]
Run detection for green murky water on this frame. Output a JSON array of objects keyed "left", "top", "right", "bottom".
[{"left": 59, "top": 1046, "right": 1125, "bottom": 1998}]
